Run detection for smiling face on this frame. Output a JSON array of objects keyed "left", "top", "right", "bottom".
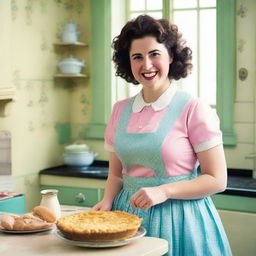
[{"left": 129, "top": 36, "right": 172, "bottom": 99}]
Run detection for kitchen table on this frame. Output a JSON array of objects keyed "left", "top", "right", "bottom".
[{"left": 0, "top": 205, "right": 168, "bottom": 256}]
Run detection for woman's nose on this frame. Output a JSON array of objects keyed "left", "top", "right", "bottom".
[{"left": 142, "top": 57, "right": 153, "bottom": 69}]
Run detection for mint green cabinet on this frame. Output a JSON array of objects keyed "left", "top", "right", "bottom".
[
  {"left": 0, "top": 195, "right": 26, "bottom": 214},
  {"left": 40, "top": 185, "right": 104, "bottom": 207},
  {"left": 212, "top": 194, "right": 256, "bottom": 213}
]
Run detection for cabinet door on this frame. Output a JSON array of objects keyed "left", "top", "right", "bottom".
[
  {"left": 212, "top": 194, "right": 256, "bottom": 213},
  {"left": 41, "top": 185, "right": 100, "bottom": 207},
  {"left": 0, "top": 1, "right": 12, "bottom": 89}
]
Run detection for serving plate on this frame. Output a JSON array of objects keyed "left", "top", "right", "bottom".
[
  {"left": 0, "top": 227, "right": 53, "bottom": 234},
  {"left": 55, "top": 227, "right": 146, "bottom": 248}
]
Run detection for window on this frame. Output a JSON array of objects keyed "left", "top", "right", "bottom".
[{"left": 86, "top": 0, "right": 236, "bottom": 146}]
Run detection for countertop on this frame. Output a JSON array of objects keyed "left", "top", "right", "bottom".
[
  {"left": 0, "top": 205, "right": 168, "bottom": 256},
  {"left": 39, "top": 161, "right": 256, "bottom": 197}
]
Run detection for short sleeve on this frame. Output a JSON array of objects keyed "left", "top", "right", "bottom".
[
  {"left": 187, "top": 99, "right": 223, "bottom": 153},
  {"left": 104, "top": 99, "right": 129, "bottom": 152}
]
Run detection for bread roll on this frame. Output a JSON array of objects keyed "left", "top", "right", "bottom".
[
  {"left": 0, "top": 215, "right": 15, "bottom": 230},
  {"left": 12, "top": 217, "right": 25, "bottom": 231},
  {"left": 32, "top": 206, "right": 56, "bottom": 223}
]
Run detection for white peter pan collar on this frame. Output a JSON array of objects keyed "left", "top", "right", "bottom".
[{"left": 132, "top": 85, "right": 177, "bottom": 112}]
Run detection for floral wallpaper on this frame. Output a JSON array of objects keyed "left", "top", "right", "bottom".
[{"left": 7, "top": 0, "right": 90, "bottom": 141}]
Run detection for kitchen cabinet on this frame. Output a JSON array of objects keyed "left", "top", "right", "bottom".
[
  {"left": 0, "top": 195, "right": 26, "bottom": 214},
  {"left": 212, "top": 193, "right": 256, "bottom": 213},
  {"left": 54, "top": 42, "right": 88, "bottom": 79},
  {"left": 40, "top": 175, "right": 105, "bottom": 207},
  {"left": 212, "top": 194, "right": 256, "bottom": 256}
]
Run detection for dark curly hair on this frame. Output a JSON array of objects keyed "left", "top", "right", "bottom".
[{"left": 112, "top": 15, "right": 193, "bottom": 85}]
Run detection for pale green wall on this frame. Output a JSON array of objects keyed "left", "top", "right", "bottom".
[
  {"left": 0, "top": 0, "right": 90, "bottom": 210},
  {"left": 224, "top": 0, "right": 256, "bottom": 172}
]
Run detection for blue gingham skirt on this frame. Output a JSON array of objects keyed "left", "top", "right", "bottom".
[{"left": 112, "top": 175, "right": 232, "bottom": 256}]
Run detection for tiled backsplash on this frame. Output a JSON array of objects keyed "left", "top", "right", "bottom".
[{"left": 0, "top": 131, "right": 11, "bottom": 175}]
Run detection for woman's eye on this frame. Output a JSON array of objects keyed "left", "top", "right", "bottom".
[
  {"left": 133, "top": 55, "right": 142, "bottom": 61},
  {"left": 151, "top": 52, "right": 160, "bottom": 57}
]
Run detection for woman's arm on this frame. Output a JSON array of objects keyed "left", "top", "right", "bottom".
[
  {"left": 131, "top": 145, "right": 227, "bottom": 209},
  {"left": 162, "top": 144, "right": 227, "bottom": 199},
  {"left": 91, "top": 152, "right": 123, "bottom": 210}
]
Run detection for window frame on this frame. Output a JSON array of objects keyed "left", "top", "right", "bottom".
[{"left": 86, "top": 0, "right": 237, "bottom": 146}]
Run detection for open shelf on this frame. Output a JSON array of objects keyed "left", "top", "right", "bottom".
[
  {"left": 0, "top": 87, "right": 15, "bottom": 100},
  {"left": 54, "top": 42, "right": 88, "bottom": 47},
  {"left": 0, "top": 88, "right": 16, "bottom": 116},
  {"left": 54, "top": 73, "right": 88, "bottom": 78}
]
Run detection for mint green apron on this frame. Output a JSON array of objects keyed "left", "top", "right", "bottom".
[{"left": 112, "top": 91, "right": 232, "bottom": 256}]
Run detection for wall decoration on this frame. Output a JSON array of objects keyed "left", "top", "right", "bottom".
[
  {"left": 38, "top": 81, "right": 49, "bottom": 108},
  {"left": 28, "top": 121, "right": 35, "bottom": 132},
  {"left": 11, "top": 0, "right": 18, "bottom": 21},
  {"left": 237, "top": 2, "right": 248, "bottom": 18},
  {"left": 13, "top": 70, "right": 21, "bottom": 90},
  {"left": 39, "top": 0, "right": 47, "bottom": 14},
  {"left": 53, "top": 0, "right": 84, "bottom": 14},
  {"left": 25, "top": 80, "right": 34, "bottom": 107},
  {"left": 25, "top": 0, "right": 33, "bottom": 25},
  {"left": 238, "top": 39, "right": 246, "bottom": 53},
  {"left": 238, "top": 67, "right": 248, "bottom": 81},
  {"left": 40, "top": 33, "right": 49, "bottom": 51},
  {"left": 80, "top": 93, "right": 90, "bottom": 116}
]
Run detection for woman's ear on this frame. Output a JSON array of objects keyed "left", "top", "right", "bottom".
[{"left": 169, "top": 57, "right": 173, "bottom": 64}]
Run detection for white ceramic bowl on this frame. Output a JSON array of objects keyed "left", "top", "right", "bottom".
[
  {"left": 63, "top": 152, "right": 98, "bottom": 167},
  {"left": 58, "top": 57, "right": 85, "bottom": 74}
]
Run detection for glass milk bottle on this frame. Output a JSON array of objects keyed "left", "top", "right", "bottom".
[{"left": 40, "top": 189, "right": 61, "bottom": 219}]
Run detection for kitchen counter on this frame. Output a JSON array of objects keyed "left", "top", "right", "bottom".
[
  {"left": 39, "top": 162, "right": 256, "bottom": 197},
  {"left": 0, "top": 205, "right": 168, "bottom": 256}
]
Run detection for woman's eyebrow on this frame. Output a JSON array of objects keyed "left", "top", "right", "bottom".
[
  {"left": 149, "top": 49, "right": 161, "bottom": 54},
  {"left": 131, "top": 49, "right": 160, "bottom": 57},
  {"left": 131, "top": 53, "right": 142, "bottom": 57}
]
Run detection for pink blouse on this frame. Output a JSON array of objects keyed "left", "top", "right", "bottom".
[{"left": 104, "top": 86, "right": 223, "bottom": 177}]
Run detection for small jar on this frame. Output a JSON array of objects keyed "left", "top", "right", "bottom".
[{"left": 40, "top": 189, "right": 61, "bottom": 219}]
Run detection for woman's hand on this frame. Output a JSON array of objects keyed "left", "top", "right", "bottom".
[
  {"left": 91, "top": 200, "right": 112, "bottom": 211},
  {"left": 130, "top": 186, "right": 168, "bottom": 210}
]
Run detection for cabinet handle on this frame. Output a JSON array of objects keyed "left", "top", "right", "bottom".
[{"left": 75, "top": 193, "right": 85, "bottom": 203}]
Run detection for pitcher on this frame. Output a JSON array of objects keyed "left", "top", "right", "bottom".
[{"left": 40, "top": 189, "right": 61, "bottom": 219}]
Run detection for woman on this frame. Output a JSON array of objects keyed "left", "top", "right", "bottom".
[{"left": 92, "top": 15, "right": 232, "bottom": 256}]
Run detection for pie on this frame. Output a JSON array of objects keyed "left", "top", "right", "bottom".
[{"left": 56, "top": 210, "right": 142, "bottom": 242}]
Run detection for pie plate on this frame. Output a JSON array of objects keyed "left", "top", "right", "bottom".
[{"left": 55, "top": 227, "right": 146, "bottom": 248}]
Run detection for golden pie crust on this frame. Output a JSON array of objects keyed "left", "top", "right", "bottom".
[{"left": 56, "top": 211, "right": 142, "bottom": 242}]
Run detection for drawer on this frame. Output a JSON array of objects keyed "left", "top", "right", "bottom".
[{"left": 41, "top": 185, "right": 101, "bottom": 207}]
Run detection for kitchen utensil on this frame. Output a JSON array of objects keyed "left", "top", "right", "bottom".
[
  {"left": 57, "top": 56, "right": 85, "bottom": 74},
  {"left": 63, "top": 151, "right": 98, "bottom": 167},
  {"left": 40, "top": 189, "right": 61, "bottom": 219},
  {"left": 62, "top": 22, "right": 80, "bottom": 43},
  {"left": 55, "top": 227, "right": 146, "bottom": 248},
  {"left": 64, "top": 143, "right": 89, "bottom": 153},
  {"left": 0, "top": 227, "right": 53, "bottom": 234}
]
